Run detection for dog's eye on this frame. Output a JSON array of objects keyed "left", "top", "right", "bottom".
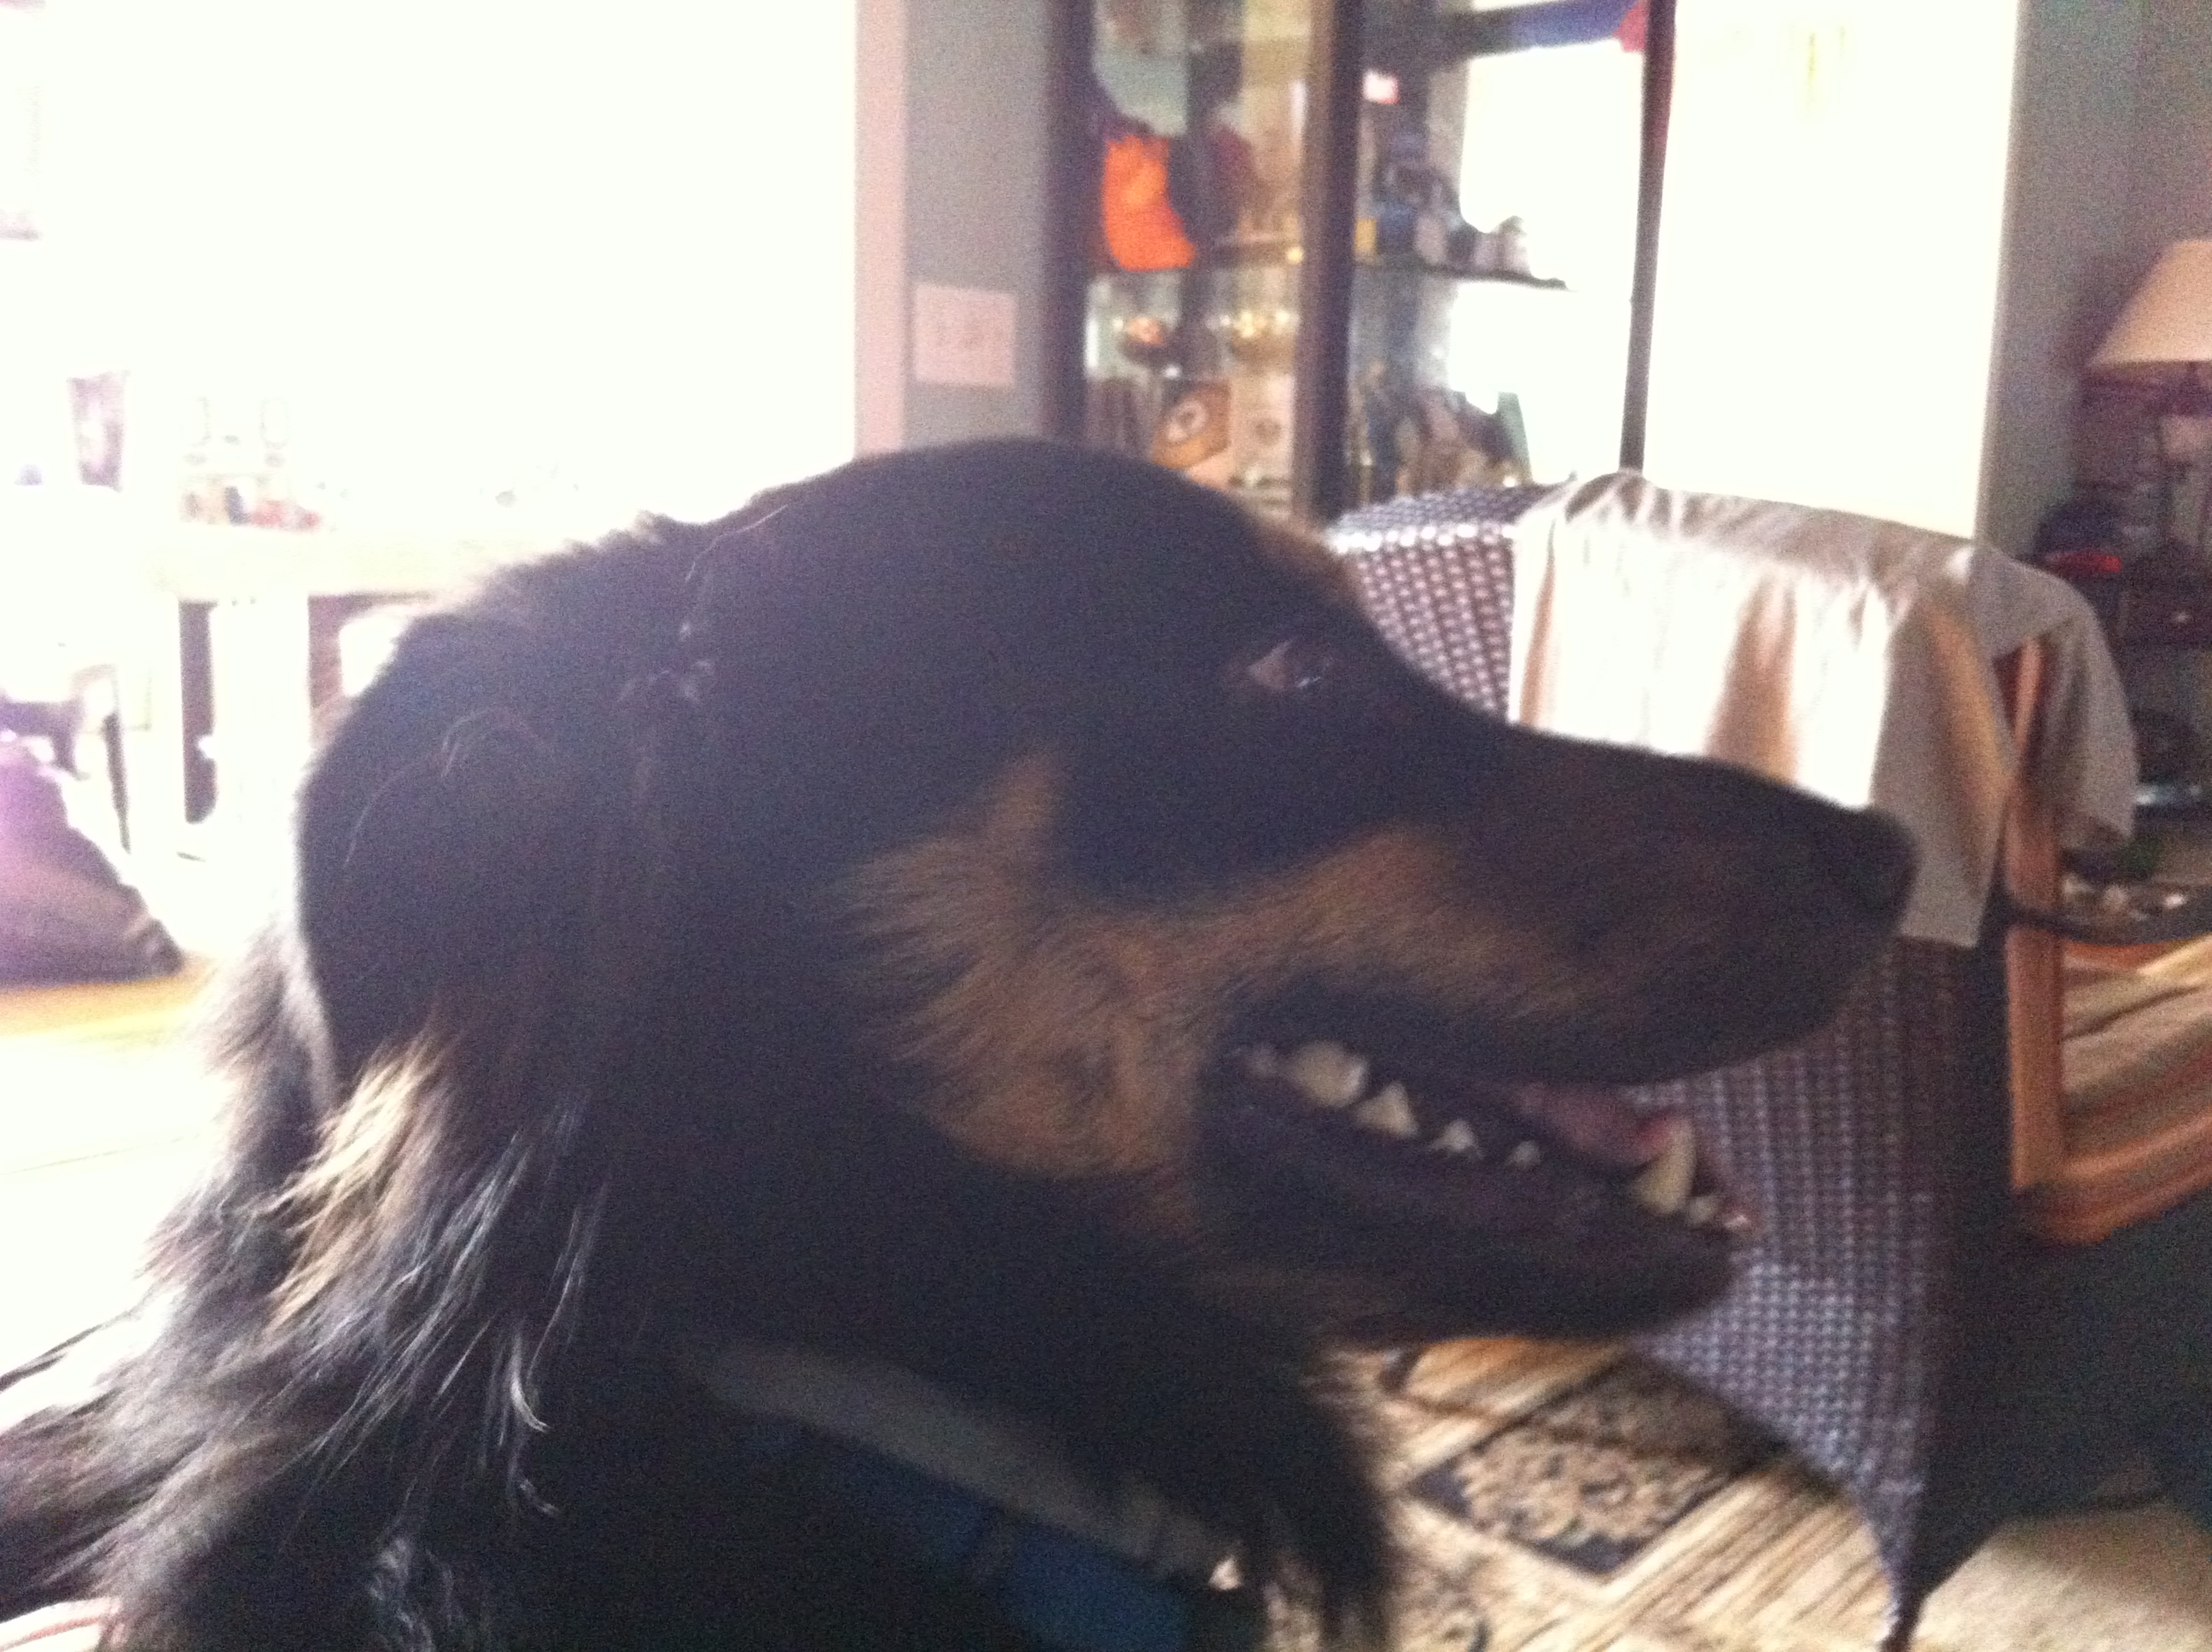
[{"left": 1242, "top": 637, "right": 1342, "bottom": 698}]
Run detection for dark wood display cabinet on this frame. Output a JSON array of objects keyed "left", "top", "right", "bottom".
[{"left": 1047, "top": 0, "right": 1675, "bottom": 526}]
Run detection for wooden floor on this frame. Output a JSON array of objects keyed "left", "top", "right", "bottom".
[{"left": 0, "top": 962, "right": 225, "bottom": 1377}]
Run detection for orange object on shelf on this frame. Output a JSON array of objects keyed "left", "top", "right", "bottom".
[{"left": 1101, "top": 132, "right": 1195, "bottom": 273}]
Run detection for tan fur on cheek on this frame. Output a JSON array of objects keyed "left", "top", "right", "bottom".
[
  {"left": 845, "top": 759, "right": 1574, "bottom": 1184},
  {"left": 845, "top": 759, "right": 1204, "bottom": 1178}
]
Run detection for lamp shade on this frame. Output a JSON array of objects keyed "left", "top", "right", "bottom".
[{"left": 2093, "top": 240, "right": 2212, "bottom": 374}]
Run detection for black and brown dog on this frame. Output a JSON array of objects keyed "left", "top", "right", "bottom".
[{"left": 0, "top": 441, "right": 1910, "bottom": 1650}]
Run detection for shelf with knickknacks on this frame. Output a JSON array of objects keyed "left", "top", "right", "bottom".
[
  {"left": 1080, "top": 7, "right": 1313, "bottom": 520},
  {"left": 1344, "top": 115, "right": 1545, "bottom": 504},
  {"left": 177, "top": 393, "right": 324, "bottom": 532},
  {"left": 1055, "top": 0, "right": 1673, "bottom": 525}
]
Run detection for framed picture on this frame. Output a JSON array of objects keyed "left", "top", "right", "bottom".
[{"left": 0, "top": 0, "right": 45, "bottom": 242}]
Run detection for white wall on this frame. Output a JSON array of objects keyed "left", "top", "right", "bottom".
[
  {"left": 1976, "top": 0, "right": 2148, "bottom": 560},
  {"left": 1644, "top": 0, "right": 2022, "bottom": 536},
  {"left": 899, "top": 0, "right": 1057, "bottom": 448},
  {"left": 12, "top": 0, "right": 857, "bottom": 532},
  {"left": 1976, "top": 0, "right": 2212, "bottom": 732},
  {"left": 855, "top": 0, "right": 909, "bottom": 455},
  {"left": 2126, "top": 0, "right": 2212, "bottom": 259}
]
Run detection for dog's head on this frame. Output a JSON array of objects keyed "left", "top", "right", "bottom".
[{"left": 289, "top": 439, "right": 1909, "bottom": 1352}]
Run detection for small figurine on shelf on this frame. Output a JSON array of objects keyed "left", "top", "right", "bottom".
[
  {"left": 1206, "top": 119, "right": 1265, "bottom": 242},
  {"left": 1150, "top": 381, "right": 1233, "bottom": 488},
  {"left": 1357, "top": 364, "right": 1527, "bottom": 499},
  {"left": 1097, "top": 0, "right": 1175, "bottom": 55},
  {"left": 1360, "top": 130, "right": 1556, "bottom": 283},
  {"left": 1102, "top": 130, "right": 1196, "bottom": 272},
  {"left": 1093, "top": 312, "right": 1179, "bottom": 461},
  {"left": 1207, "top": 81, "right": 1303, "bottom": 253},
  {"left": 1220, "top": 294, "right": 1298, "bottom": 500},
  {"left": 176, "top": 393, "right": 323, "bottom": 530},
  {"left": 1368, "top": 130, "right": 1476, "bottom": 270},
  {"left": 246, "top": 471, "right": 322, "bottom": 532},
  {"left": 1117, "top": 313, "right": 1179, "bottom": 372},
  {"left": 1492, "top": 216, "right": 1533, "bottom": 279},
  {"left": 2034, "top": 494, "right": 2126, "bottom": 579},
  {"left": 1091, "top": 79, "right": 1196, "bottom": 273}
]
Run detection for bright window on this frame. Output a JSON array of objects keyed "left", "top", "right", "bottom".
[
  {"left": 9, "top": 0, "right": 856, "bottom": 532},
  {"left": 1644, "top": 0, "right": 2019, "bottom": 535}
]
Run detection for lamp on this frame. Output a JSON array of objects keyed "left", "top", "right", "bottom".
[{"left": 2091, "top": 240, "right": 2212, "bottom": 566}]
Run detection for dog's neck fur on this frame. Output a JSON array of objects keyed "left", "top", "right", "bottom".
[{"left": 649, "top": 1070, "right": 1387, "bottom": 1552}]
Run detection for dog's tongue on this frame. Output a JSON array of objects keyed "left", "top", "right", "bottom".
[
  {"left": 1509, "top": 1083, "right": 1684, "bottom": 1171},
  {"left": 1505, "top": 1084, "right": 1752, "bottom": 1231}
]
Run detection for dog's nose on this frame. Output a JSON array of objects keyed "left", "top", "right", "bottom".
[{"left": 1816, "top": 808, "right": 1917, "bottom": 921}]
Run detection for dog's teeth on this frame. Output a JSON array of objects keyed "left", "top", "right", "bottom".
[
  {"left": 1628, "top": 1118, "right": 1697, "bottom": 1217},
  {"left": 1506, "top": 1140, "right": 1542, "bottom": 1170},
  {"left": 1284, "top": 1041, "right": 1369, "bottom": 1108},
  {"left": 1369, "top": 1080, "right": 1416, "bottom": 1120},
  {"left": 1238, "top": 1045, "right": 1283, "bottom": 1079},
  {"left": 1351, "top": 1084, "right": 1418, "bottom": 1139},
  {"left": 1685, "top": 1195, "right": 1753, "bottom": 1235},
  {"left": 1429, "top": 1119, "right": 1479, "bottom": 1155}
]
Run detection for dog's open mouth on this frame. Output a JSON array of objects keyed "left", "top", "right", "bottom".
[
  {"left": 1196, "top": 1003, "right": 1754, "bottom": 1291},
  {"left": 1222, "top": 1037, "right": 1744, "bottom": 1234}
]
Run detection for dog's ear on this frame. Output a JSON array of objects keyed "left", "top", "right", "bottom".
[
  {"left": 296, "top": 590, "right": 696, "bottom": 1086},
  {"left": 94, "top": 633, "right": 676, "bottom": 1652},
  {"left": 249, "top": 566, "right": 708, "bottom": 1462}
]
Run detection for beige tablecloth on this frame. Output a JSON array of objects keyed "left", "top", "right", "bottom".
[{"left": 1511, "top": 474, "right": 2136, "bottom": 946}]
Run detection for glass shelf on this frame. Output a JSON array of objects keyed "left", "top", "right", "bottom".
[
  {"left": 1356, "top": 257, "right": 1568, "bottom": 290},
  {"left": 1090, "top": 242, "right": 1302, "bottom": 279}
]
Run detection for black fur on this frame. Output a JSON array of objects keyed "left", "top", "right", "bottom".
[{"left": 0, "top": 442, "right": 1910, "bottom": 1649}]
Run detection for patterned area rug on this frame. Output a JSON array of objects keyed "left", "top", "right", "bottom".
[{"left": 1360, "top": 1339, "right": 2212, "bottom": 1652}]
